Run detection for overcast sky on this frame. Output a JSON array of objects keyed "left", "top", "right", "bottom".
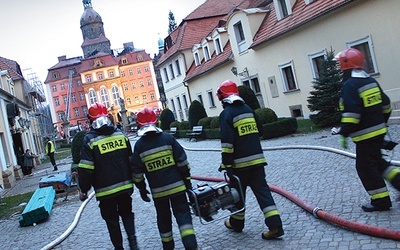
[{"left": 0, "top": 0, "right": 206, "bottom": 83}]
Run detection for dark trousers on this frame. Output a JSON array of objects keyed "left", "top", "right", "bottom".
[
  {"left": 230, "top": 166, "right": 282, "bottom": 231},
  {"left": 154, "top": 193, "right": 197, "bottom": 250},
  {"left": 99, "top": 192, "right": 137, "bottom": 250},
  {"left": 356, "top": 136, "right": 392, "bottom": 208},
  {"left": 48, "top": 152, "right": 57, "bottom": 169}
]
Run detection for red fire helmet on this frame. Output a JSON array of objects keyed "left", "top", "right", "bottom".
[{"left": 216, "top": 80, "right": 239, "bottom": 101}]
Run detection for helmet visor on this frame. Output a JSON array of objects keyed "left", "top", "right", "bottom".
[{"left": 92, "top": 116, "right": 112, "bottom": 129}]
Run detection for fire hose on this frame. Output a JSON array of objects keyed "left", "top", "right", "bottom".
[
  {"left": 42, "top": 144, "right": 400, "bottom": 249},
  {"left": 185, "top": 145, "right": 400, "bottom": 241}
]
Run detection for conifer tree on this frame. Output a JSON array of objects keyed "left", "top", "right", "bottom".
[
  {"left": 168, "top": 10, "right": 177, "bottom": 34},
  {"left": 188, "top": 100, "right": 207, "bottom": 128},
  {"left": 307, "top": 49, "right": 343, "bottom": 127}
]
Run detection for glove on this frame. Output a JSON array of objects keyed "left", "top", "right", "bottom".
[
  {"left": 339, "top": 136, "right": 348, "bottom": 149},
  {"left": 140, "top": 189, "right": 151, "bottom": 202},
  {"left": 219, "top": 163, "right": 233, "bottom": 178},
  {"left": 184, "top": 179, "right": 193, "bottom": 190},
  {"left": 79, "top": 192, "right": 88, "bottom": 202}
]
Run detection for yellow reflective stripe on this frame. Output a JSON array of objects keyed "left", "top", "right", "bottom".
[
  {"left": 161, "top": 236, "right": 174, "bottom": 242},
  {"left": 79, "top": 163, "right": 94, "bottom": 170},
  {"left": 264, "top": 209, "right": 280, "bottom": 219},
  {"left": 96, "top": 183, "right": 133, "bottom": 198},
  {"left": 370, "top": 191, "right": 389, "bottom": 200},
  {"left": 385, "top": 168, "right": 400, "bottom": 182},
  {"left": 234, "top": 158, "right": 266, "bottom": 169},
  {"left": 152, "top": 185, "right": 186, "bottom": 199},
  {"left": 352, "top": 127, "right": 386, "bottom": 142},
  {"left": 231, "top": 213, "right": 244, "bottom": 220},
  {"left": 181, "top": 228, "right": 195, "bottom": 238},
  {"left": 341, "top": 117, "right": 359, "bottom": 124},
  {"left": 233, "top": 117, "right": 254, "bottom": 127},
  {"left": 91, "top": 134, "right": 128, "bottom": 154},
  {"left": 222, "top": 147, "right": 234, "bottom": 153},
  {"left": 142, "top": 149, "right": 172, "bottom": 162},
  {"left": 132, "top": 176, "right": 144, "bottom": 183}
]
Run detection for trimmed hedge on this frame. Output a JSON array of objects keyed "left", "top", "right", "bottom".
[{"left": 261, "top": 118, "right": 298, "bottom": 139}]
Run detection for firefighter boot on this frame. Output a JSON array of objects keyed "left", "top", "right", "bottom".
[
  {"left": 261, "top": 227, "right": 284, "bottom": 240},
  {"left": 122, "top": 213, "right": 139, "bottom": 250}
]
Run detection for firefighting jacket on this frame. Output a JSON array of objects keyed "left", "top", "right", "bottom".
[
  {"left": 78, "top": 127, "right": 133, "bottom": 201},
  {"left": 339, "top": 70, "right": 391, "bottom": 142},
  {"left": 219, "top": 99, "right": 266, "bottom": 170},
  {"left": 131, "top": 131, "right": 191, "bottom": 200}
]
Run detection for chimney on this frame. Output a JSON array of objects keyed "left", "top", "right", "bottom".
[{"left": 58, "top": 55, "right": 67, "bottom": 62}]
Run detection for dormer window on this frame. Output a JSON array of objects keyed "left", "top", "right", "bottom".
[
  {"left": 194, "top": 52, "right": 200, "bottom": 66},
  {"left": 215, "top": 38, "right": 222, "bottom": 55},
  {"left": 233, "top": 21, "right": 247, "bottom": 53},
  {"left": 204, "top": 45, "right": 210, "bottom": 61},
  {"left": 275, "top": 0, "right": 293, "bottom": 20},
  {"left": 53, "top": 72, "right": 60, "bottom": 79},
  {"left": 122, "top": 58, "right": 128, "bottom": 64},
  {"left": 137, "top": 54, "right": 143, "bottom": 61},
  {"left": 94, "top": 60, "right": 102, "bottom": 67}
]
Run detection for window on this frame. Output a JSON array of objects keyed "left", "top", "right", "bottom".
[
  {"left": 347, "top": 35, "right": 378, "bottom": 74},
  {"left": 137, "top": 68, "right": 141, "bottom": 74},
  {"left": 175, "top": 60, "right": 181, "bottom": 75},
  {"left": 52, "top": 85, "right": 57, "bottom": 92},
  {"left": 147, "top": 79, "right": 152, "bottom": 86},
  {"left": 80, "top": 93, "right": 85, "bottom": 100},
  {"left": 89, "top": 90, "right": 97, "bottom": 105},
  {"left": 134, "top": 95, "right": 139, "bottom": 103},
  {"left": 144, "top": 66, "right": 149, "bottom": 72},
  {"left": 276, "top": 0, "right": 289, "bottom": 20},
  {"left": 122, "top": 58, "right": 127, "bottom": 64},
  {"left": 63, "top": 95, "right": 67, "bottom": 104},
  {"left": 121, "top": 71, "right": 125, "bottom": 77},
  {"left": 54, "top": 97, "right": 60, "bottom": 106},
  {"left": 204, "top": 45, "right": 210, "bottom": 61},
  {"left": 71, "top": 94, "right": 76, "bottom": 102},
  {"left": 215, "top": 38, "right": 222, "bottom": 55},
  {"left": 243, "top": 78, "right": 261, "bottom": 94},
  {"left": 169, "top": 64, "right": 175, "bottom": 79},
  {"left": 100, "top": 88, "right": 110, "bottom": 108},
  {"left": 308, "top": 50, "right": 326, "bottom": 79},
  {"left": 197, "top": 94, "right": 204, "bottom": 105},
  {"left": 132, "top": 83, "right": 136, "bottom": 89},
  {"left": 129, "top": 69, "right": 133, "bottom": 75},
  {"left": 77, "top": 80, "right": 82, "bottom": 86},
  {"left": 112, "top": 85, "right": 120, "bottom": 106},
  {"left": 127, "top": 98, "right": 131, "bottom": 105},
  {"left": 74, "top": 108, "right": 79, "bottom": 117},
  {"left": 194, "top": 52, "right": 200, "bottom": 66},
  {"left": 207, "top": 90, "right": 216, "bottom": 108},
  {"left": 142, "top": 94, "right": 147, "bottom": 102},
  {"left": 60, "top": 83, "right": 65, "bottom": 90},
  {"left": 163, "top": 68, "right": 169, "bottom": 82},
  {"left": 108, "top": 70, "right": 114, "bottom": 78},
  {"left": 53, "top": 72, "right": 60, "bottom": 79},
  {"left": 86, "top": 75, "right": 92, "bottom": 83},
  {"left": 233, "top": 21, "right": 246, "bottom": 53},
  {"left": 97, "top": 73, "right": 103, "bottom": 80},
  {"left": 150, "top": 92, "right": 155, "bottom": 100},
  {"left": 137, "top": 54, "right": 143, "bottom": 61},
  {"left": 140, "top": 81, "right": 144, "bottom": 88},
  {"left": 279, "top": 61, "right": 299, "bottom": 92},
  {"left": 58, "top": 112, "right": 65, "bottom": 122},
  {"left": 82, "top": 106, "right": 88, "bottom": 116}
]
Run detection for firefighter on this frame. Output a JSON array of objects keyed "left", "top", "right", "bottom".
[
  {"left": 131, "top": 108, "right": 198, "bottom": 250},
  {"left": 78, "top": 103, "right": 139, "bottom": 250},
  {"left": 216, "top": 80, "right": 284, "bottom": 240},
  {"left": 45, "top": 137, "right": 57, "bottom": 171},
  {"left": 336, "top": 48, "right": 400, "bottom": 212}
]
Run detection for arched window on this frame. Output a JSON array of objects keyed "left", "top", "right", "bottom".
[
  {"left": 89, "top": 90, "right": 97, "bottom": 105},
  {"left": 112, "top": 85, "right": 120, "bottom": 106},
  {"left": 100, "top": 87, "right": 110, "bottom": 108}
]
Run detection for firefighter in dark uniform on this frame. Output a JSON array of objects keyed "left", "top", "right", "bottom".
[
  {"left": 78, "top": 103, "right": 139, "bottom": 250},
  {"left": 336, "top": 48, "right": 400, "bottom": 212},
  {"left": 131, "top": 108, "right": 198, "bottom": 250},
  {"left": 216, "top": 80, "right": 284, "bottom": 240}
]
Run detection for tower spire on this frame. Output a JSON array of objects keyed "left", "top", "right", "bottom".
[{"left": 82, "top": 0, "right": 92, "bottom": 9}]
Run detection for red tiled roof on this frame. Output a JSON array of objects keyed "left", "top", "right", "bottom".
[
  {"left": 185, "top": 41, "right": 233, "bottom": 82},
  {"left": 80, "top": 53, "right": 119, "bottom": 73},
  {"left": 0, "top": 56, "right": 23, "bottom": 80},
  {"left": 156, "top": 0, "right": 245, "bottom": 67},
  {"left": 45, "top": 57, "right": 82, "bottom": 83},
  {"left": 251, "top": 0, "right": 353, "bottom": 48}
]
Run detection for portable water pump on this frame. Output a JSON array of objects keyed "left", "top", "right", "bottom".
[{"left": 188, "top": 174, "right": 245, "bottom": 224}]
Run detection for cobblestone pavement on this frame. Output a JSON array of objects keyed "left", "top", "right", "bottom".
[{"left": 1, "top": 125, "right": 400, "bottom": 249}]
